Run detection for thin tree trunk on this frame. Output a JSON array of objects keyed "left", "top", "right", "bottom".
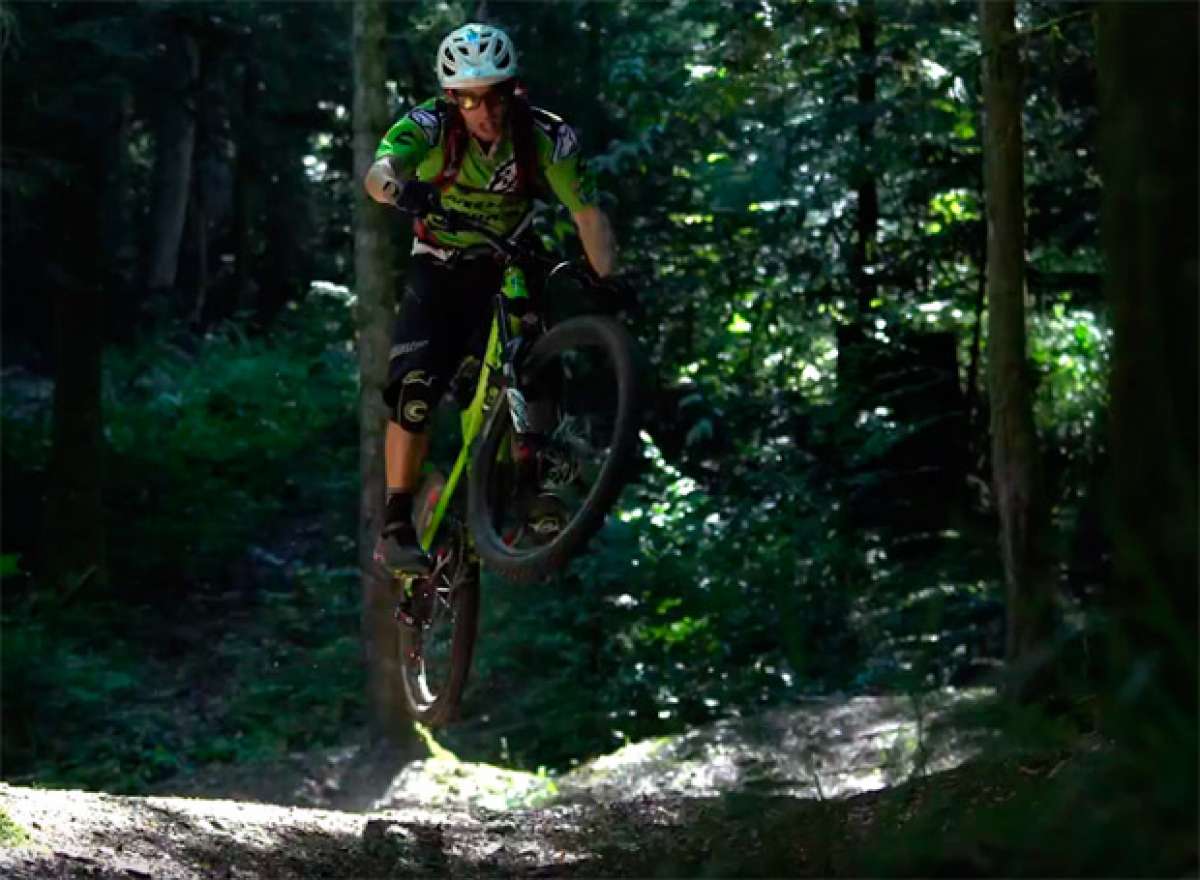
[
  {"left": 980, "top": 0, "right": 1055, "bottom": 700},
  {"left": 45, "top": 289, "right": 106, "bottom": 594},
  {"left": 43, "top": 84, "right": 128, "bottom": 593},
  {"left": 146, "top": 20, "right": 199, "bottom": 294},
  {"left": 189, "top": 37, "right": 226, "bottom": 325},
  {"left": 852, "top": 0, "right": 879, "bottom": 318},
  {"left": 147, "top": 20, "right": 199, "bottom": 292},
  {"left": 352, "top": 0, "right": 421, "bottom": 749},
  {"left": 189, "top": 183, "right": 209, "bottom": 324},
  {"left": 99, "top": 88, "right": 133, "bottom": 286},
  {"left": 233, "top": 58, "right": 260, "bottom": 315},
  {"left": 1096, "top": 1, "right": 1198, "bottom": 714}
]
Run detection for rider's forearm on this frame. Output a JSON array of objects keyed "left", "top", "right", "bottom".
[
  {"left": 364, "top": 157, "right": 405, "bottom": 205},
  {"left": 573, "top": 206, "right": 617, "bottom": 278}
]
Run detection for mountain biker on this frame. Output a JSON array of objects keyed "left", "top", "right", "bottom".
[{"left": 364, "top": 22, "right": 618, "bottom": 575}]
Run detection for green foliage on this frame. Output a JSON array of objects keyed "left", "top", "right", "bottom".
[
  {"left": 1029, "top": 298, "right": 1110, "bottom": 443},
  {"left": 181, "top": 564, "right": 365, "bottom": 767},
  {"left": 1, "top": 291, "right": 363, "bottom": 792},
  {"left": 849, "top": 699, "right": 1197, "bottom": 876},
  {"left": 1, "top": 598, "right": 189, "bottom": 792},
  {"left": 0, "top": 561, "right": 364, "bottom": 794},
  {"left": 1, "top": 288, "right": 358, "bottom": 594},
  {"left": 109, "top": 290, "right": 356, "bottom": 587}
]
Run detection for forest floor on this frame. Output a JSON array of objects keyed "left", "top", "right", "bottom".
[
  {"left": 0, "top": 501, "right": 1142, "bottom": 876},
  {"left": 2, "top": 688, "right": 1095, "bottom": 879}
]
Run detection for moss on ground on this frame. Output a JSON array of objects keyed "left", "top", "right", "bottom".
[{"left": 0, "top": 807, "right": 31, "bottom": 848}]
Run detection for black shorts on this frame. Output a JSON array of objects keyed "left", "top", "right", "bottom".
[
  {"left": 383, "top": 255, "right": 500, "bottom": 422},
  {"left": 385, "top": 250, "right": 553, "bottom": 431}
]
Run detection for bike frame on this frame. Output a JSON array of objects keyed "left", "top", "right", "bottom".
[
  {"left": 411, "top": 262, "right": 528, "bottom": 571},
  {"left": 390, "top": 205, "right": 589, "bottom": 593}
]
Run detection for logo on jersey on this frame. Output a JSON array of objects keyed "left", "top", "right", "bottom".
[
  {"left": 552, "top": 124, "right": 579, "bottom": 163},
  {"left": 487, "top": 158, "right": 520, "bottom": 193},
  {"left": 533, "top": 109, "right": 579, "bottom": 163},
  {"left": 408, "top": 107, "right": 441, "bottom": 146}
]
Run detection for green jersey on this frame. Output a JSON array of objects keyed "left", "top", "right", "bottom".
[{"left": 376, "top": 98, "right": 597, "bottom": 250}]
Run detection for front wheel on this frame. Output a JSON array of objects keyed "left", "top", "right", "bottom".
[{"left": 467, "top": 315, "right": 642, "bottom": 582}]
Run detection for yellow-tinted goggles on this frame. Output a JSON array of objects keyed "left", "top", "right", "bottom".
[{"left": 452, "top": 87, "right": 511, "bottom": 112}]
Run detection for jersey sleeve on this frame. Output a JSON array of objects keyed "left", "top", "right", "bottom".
[
  {"left": 534, "top": 110, "right": 598, "bottom": 213},
  {"left": 375, "top": 99, "right": 444, "bottom": 176}
]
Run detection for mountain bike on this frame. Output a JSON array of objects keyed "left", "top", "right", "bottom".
[{"left": 384, "top": 204, "right": 643, "bottom": 726}]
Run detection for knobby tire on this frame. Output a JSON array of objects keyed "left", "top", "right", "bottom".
[{"left": 467, "top": 315, "right": 641, "bottom": 582}]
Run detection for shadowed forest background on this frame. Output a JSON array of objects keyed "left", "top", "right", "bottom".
[{"left": 1, "top": 0, "right": 1195, "bottom": 875}]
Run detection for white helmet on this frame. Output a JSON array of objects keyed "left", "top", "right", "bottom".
[{"left": 436, "top": 23, "right": 518, "bottom": 89}]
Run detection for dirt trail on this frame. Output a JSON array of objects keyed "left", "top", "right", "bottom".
[
  {"left": 0, "top": 782, "right": 614, "bottom": 878},
  {"left": 0, "top": 691, "right": 987, "bottom": 878}
]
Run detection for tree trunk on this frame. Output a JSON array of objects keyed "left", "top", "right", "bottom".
[
  {"left": 852, "top": 0, "right": 879, "bottom": 318},
  {"left": 980, "top": 0, "right": 1055, "bottom": 700},
  {"left": 146, "top": 19, "right": 199, "bottom": 294},
  {"left": 188, "top": 36, "right": 229, "bottom": 326},
  {"left": 1096, "top": 1, "right": 1198, "bottom": 714},
  {"left": 42, "top": 83, "right": 129, "bottom": 593},
  {"left": 188, "top": 178, "right": 209, "bottom": 324},
  {"left": 352, "top": 0, "right": 421, "bottom": 750},
  {"left": 233, "top": 58, "right": 260, "bottom": 315},
  {"left": 99, "top": 88, "right": 133, "bottom": 290},
  {"left": 45, "top": 288, "right": 106, "bottom": 595}
]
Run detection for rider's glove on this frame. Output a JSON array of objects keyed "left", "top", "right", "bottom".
[{"left": 387, "top": 179, "right": 441, "bottom": 217}]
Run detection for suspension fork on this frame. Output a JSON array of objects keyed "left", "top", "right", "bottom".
[{"left": 496, "top": 264, "right": 532, "bottom": 435}]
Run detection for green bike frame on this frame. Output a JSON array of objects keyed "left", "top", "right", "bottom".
[{"left": 412, "top": 263, "right": 530, "bottom": 561}]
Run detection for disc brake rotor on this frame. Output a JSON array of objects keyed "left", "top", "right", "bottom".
[
  {"left": 398, "top": 548, "right": 457, "bottom": 664},
  {"left": 526, "top": 492, "right": 571, "bottom": 538}
]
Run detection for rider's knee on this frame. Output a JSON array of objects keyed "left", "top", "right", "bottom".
[{"left": 394, "top": 369, "right": 436, "bottom": 433}]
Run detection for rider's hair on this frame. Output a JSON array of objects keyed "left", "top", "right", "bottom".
[{"left": 508, "top": 86, "right": 540, "bottom": 197}]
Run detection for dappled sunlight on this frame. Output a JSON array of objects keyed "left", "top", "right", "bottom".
[
  {"left": 555, "top": 689, "right": 990, "bottom": 803},
  {"left": 0, "top": 689, "right": 994, "bottom": 878},
  {"left": 377, "top": 753, "right": 557, "bottom": 813}
]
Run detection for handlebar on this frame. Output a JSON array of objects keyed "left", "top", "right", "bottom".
[{"left": 392, "top": 200, "right": 606, "bottom": 290}]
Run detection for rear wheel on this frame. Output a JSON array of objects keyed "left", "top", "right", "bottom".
[
  {"left": 397, "top": 519, "right": 479, "bottom": 726},
  {"left": 467, "top": 315, "right": 642, "bottom": 582}
]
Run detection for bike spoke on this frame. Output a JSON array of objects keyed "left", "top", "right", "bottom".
[{"left": 399, "top": 529, "right": 477, "bottom": 721}]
